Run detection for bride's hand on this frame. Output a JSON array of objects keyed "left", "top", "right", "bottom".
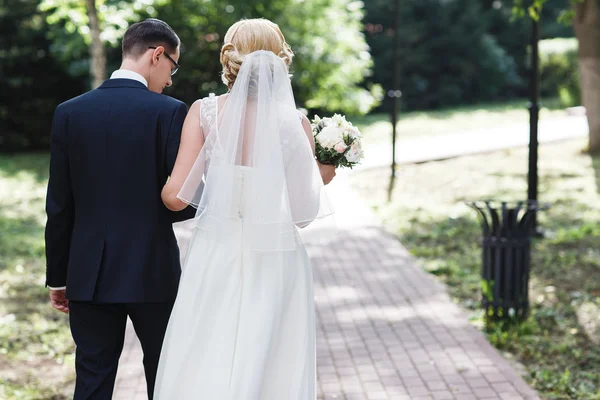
[
  {"left": 301, "top": 115, "right": 336, "bottom": 185},
  {"left": 318, "top": 162, "right": 336, "bottom": 185}
]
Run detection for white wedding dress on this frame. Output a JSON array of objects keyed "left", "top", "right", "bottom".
[
  {"left": 154, "top": 53, "right": 329, "bottom": 399},
  {"left": 154, "top": 188, "right": 316, "bottom": 399}
]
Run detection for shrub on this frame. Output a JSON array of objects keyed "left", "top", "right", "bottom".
[{"left": 539, "top": 38, "right": 580, "bottom": 107}]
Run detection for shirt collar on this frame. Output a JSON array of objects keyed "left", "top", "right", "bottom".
[{"left": 110, "top": 69, "right": 148, "bottom": 88}]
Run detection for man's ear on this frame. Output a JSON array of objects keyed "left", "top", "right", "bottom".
[{"left": 150, "top": 46, "right": 164, "bottom": 65}]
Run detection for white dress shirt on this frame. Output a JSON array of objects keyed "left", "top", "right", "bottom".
[
  {"left": 109, "top": 69, "right": 148, "bottom": 87},
  {"left": 48, "top": 70, "right": 149, "bottom": 291}
]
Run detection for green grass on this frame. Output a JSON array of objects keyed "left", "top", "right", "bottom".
[
  {"left": 350, "top": 97, "right": 570, "bottom": 147},
  {"left": 0, "top": 153, "right": 74, "bottom": 400},
  {"left": 351, "top": 139, "right": 600, "bottom": 400}
]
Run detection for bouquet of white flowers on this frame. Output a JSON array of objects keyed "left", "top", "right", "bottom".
[{"left": 311, "top": 114, "right": 364, "bottom": 168}]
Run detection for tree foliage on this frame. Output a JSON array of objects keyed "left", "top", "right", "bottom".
[
  {"left": 142, "top": 0, "right": 379, "bottom": 114},
  {"left": 512, "top": 0, "right": 585, "bottom": 22},
  {"left": 39, "top": 0, "right": 163, "bottom": 80},
  {"left": 513, "top": 0, "right": 600, "bottom": 153},
  {"left": 0, "top": 0, "right": 86, "bottom": 151},
  {"left": 2, "top": 0, "right": 378, "bottom": 151},
  {"left": 363, "top": 0, "right": 575, "bottom": 111},
  {"left": 39, "top": 0, "right": 378, "bottom": 114},
  {"left": 364, "top": 0, "right": 522, "bottom": 110}
]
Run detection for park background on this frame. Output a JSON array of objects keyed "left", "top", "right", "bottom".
[{"left": 0, "top": 0, "right": 599, "bottom": 399}]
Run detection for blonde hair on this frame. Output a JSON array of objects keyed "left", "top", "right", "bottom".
[{"left": 220, "top": 18, "right": 294, "bottom": 90}]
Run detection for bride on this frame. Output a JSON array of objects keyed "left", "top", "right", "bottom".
[{"left": 154, "top": 18, "right": 334, "bottom": 399}]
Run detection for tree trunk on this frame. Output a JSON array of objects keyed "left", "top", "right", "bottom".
[
  {"left": 573, "top": 0, "right": 600, "bottom": 153},
  {"left": 86, "top": 0, "right": 105, "bottom": 89}
]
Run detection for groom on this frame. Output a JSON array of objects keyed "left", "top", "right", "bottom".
[{"left": 45, "top": 19, "right": 196, "bottom": 399}]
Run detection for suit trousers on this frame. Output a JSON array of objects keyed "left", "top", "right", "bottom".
[{"left": 69, "top": 301, "right": 175, "bottom": 399}]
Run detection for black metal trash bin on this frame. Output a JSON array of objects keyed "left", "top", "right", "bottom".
[{"left": 466, "top": 200, "right": 549, "bottom": 320}]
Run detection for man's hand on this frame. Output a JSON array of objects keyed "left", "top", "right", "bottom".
[
  {"left": 50, "top": 289, "right": 69, "bottom": 314},
  {"left": 318, "top": 162, "right": 336, "bottom": 185}
]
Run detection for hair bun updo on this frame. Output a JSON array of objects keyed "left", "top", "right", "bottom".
[
  {"left": 220, "top": 43, "right": 245, "bottom": 90},
  {"left": 220, "top": 19, "right": 294, "bottom": 90}
]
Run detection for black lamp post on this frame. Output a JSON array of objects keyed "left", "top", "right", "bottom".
[
  {"left": 527, "top": 15, "right": 541, "bottom": 233},
  {"left": 388, "top": 0, "right": 402, "bottom": 201}
]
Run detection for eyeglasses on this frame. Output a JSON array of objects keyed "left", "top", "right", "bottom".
[{"left": 148, "top": 46, "right": 180, "bottom": 76}]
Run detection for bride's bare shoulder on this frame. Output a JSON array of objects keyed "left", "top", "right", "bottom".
[
  {"left": 191, "top": 98, "right": 203, "bottom": 110},
  {"left": 299, "top": 114, "right": 315, "bottom": 152},
  {"left": 216, "top": 93, "right": 229, "bottom": 109}
]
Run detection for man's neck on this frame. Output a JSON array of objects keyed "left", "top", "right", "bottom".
[{"left": 119, "top": 61, "right": 148, "bottom": 82}]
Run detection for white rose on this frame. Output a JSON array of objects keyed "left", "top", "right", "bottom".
[
  {"left": 347, "top": 126, "right": 362, "bottom": 139},
  {"left": 317, "top": 126, "right": 344, "bottom": 148},
  {"left": 345, "top": 142, "right": 364, "bottom": 163},
  {"left": 334, "top": 142, "right": 348, "bottom": 153}
]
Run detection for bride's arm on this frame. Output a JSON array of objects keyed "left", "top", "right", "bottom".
[
  {"left": 286, "top": 115, "right": 333, "bottom": 228},
  {"left": 301, "top": 115, "right": 336, "bottom": 185},
  {"left": 162, "top": 100, "right": 204, "bottom": 211},
  {"left": 301, "top": 115, "right": 316, "bottom": 153}
]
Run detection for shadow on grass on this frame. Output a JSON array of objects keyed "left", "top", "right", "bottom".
[
  {"left": 0, "top": 152, "right": 73, "bottom": 399},
  {"left": 0, "top": 209, "right": 73, "bottom": 399},
  {"left": 0, "top": 214, "right": 45, "bottom": 273}
]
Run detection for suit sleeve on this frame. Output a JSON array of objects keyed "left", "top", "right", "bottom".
[
  {"left": 165, "top": 102, "right": 197, "bottom": 222},
  {"left": 45, "top": 106, "right": 74, "bottom": 288}
]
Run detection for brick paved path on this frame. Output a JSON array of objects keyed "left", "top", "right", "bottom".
[{"left": 113, "top": 173, "right": 540, "bottom": 400}]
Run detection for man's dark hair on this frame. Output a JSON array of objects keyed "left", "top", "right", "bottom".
[{"left": 122, "top": 18, "right": 180, "bottom": 59}]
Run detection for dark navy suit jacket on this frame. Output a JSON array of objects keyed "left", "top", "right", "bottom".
[{"left": 45, "top": 78, "right": 196, "bottom": 302}]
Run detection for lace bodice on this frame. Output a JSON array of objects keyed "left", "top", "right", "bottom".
[
  {"left": 195, "top": 93, "right": 319, "bottom": 224},
  {"left": 199, "top": 93, "right": 304, "bottom": 161},
  {"left": 200, "top": 93, "right": 218, "bottom": 163}
]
